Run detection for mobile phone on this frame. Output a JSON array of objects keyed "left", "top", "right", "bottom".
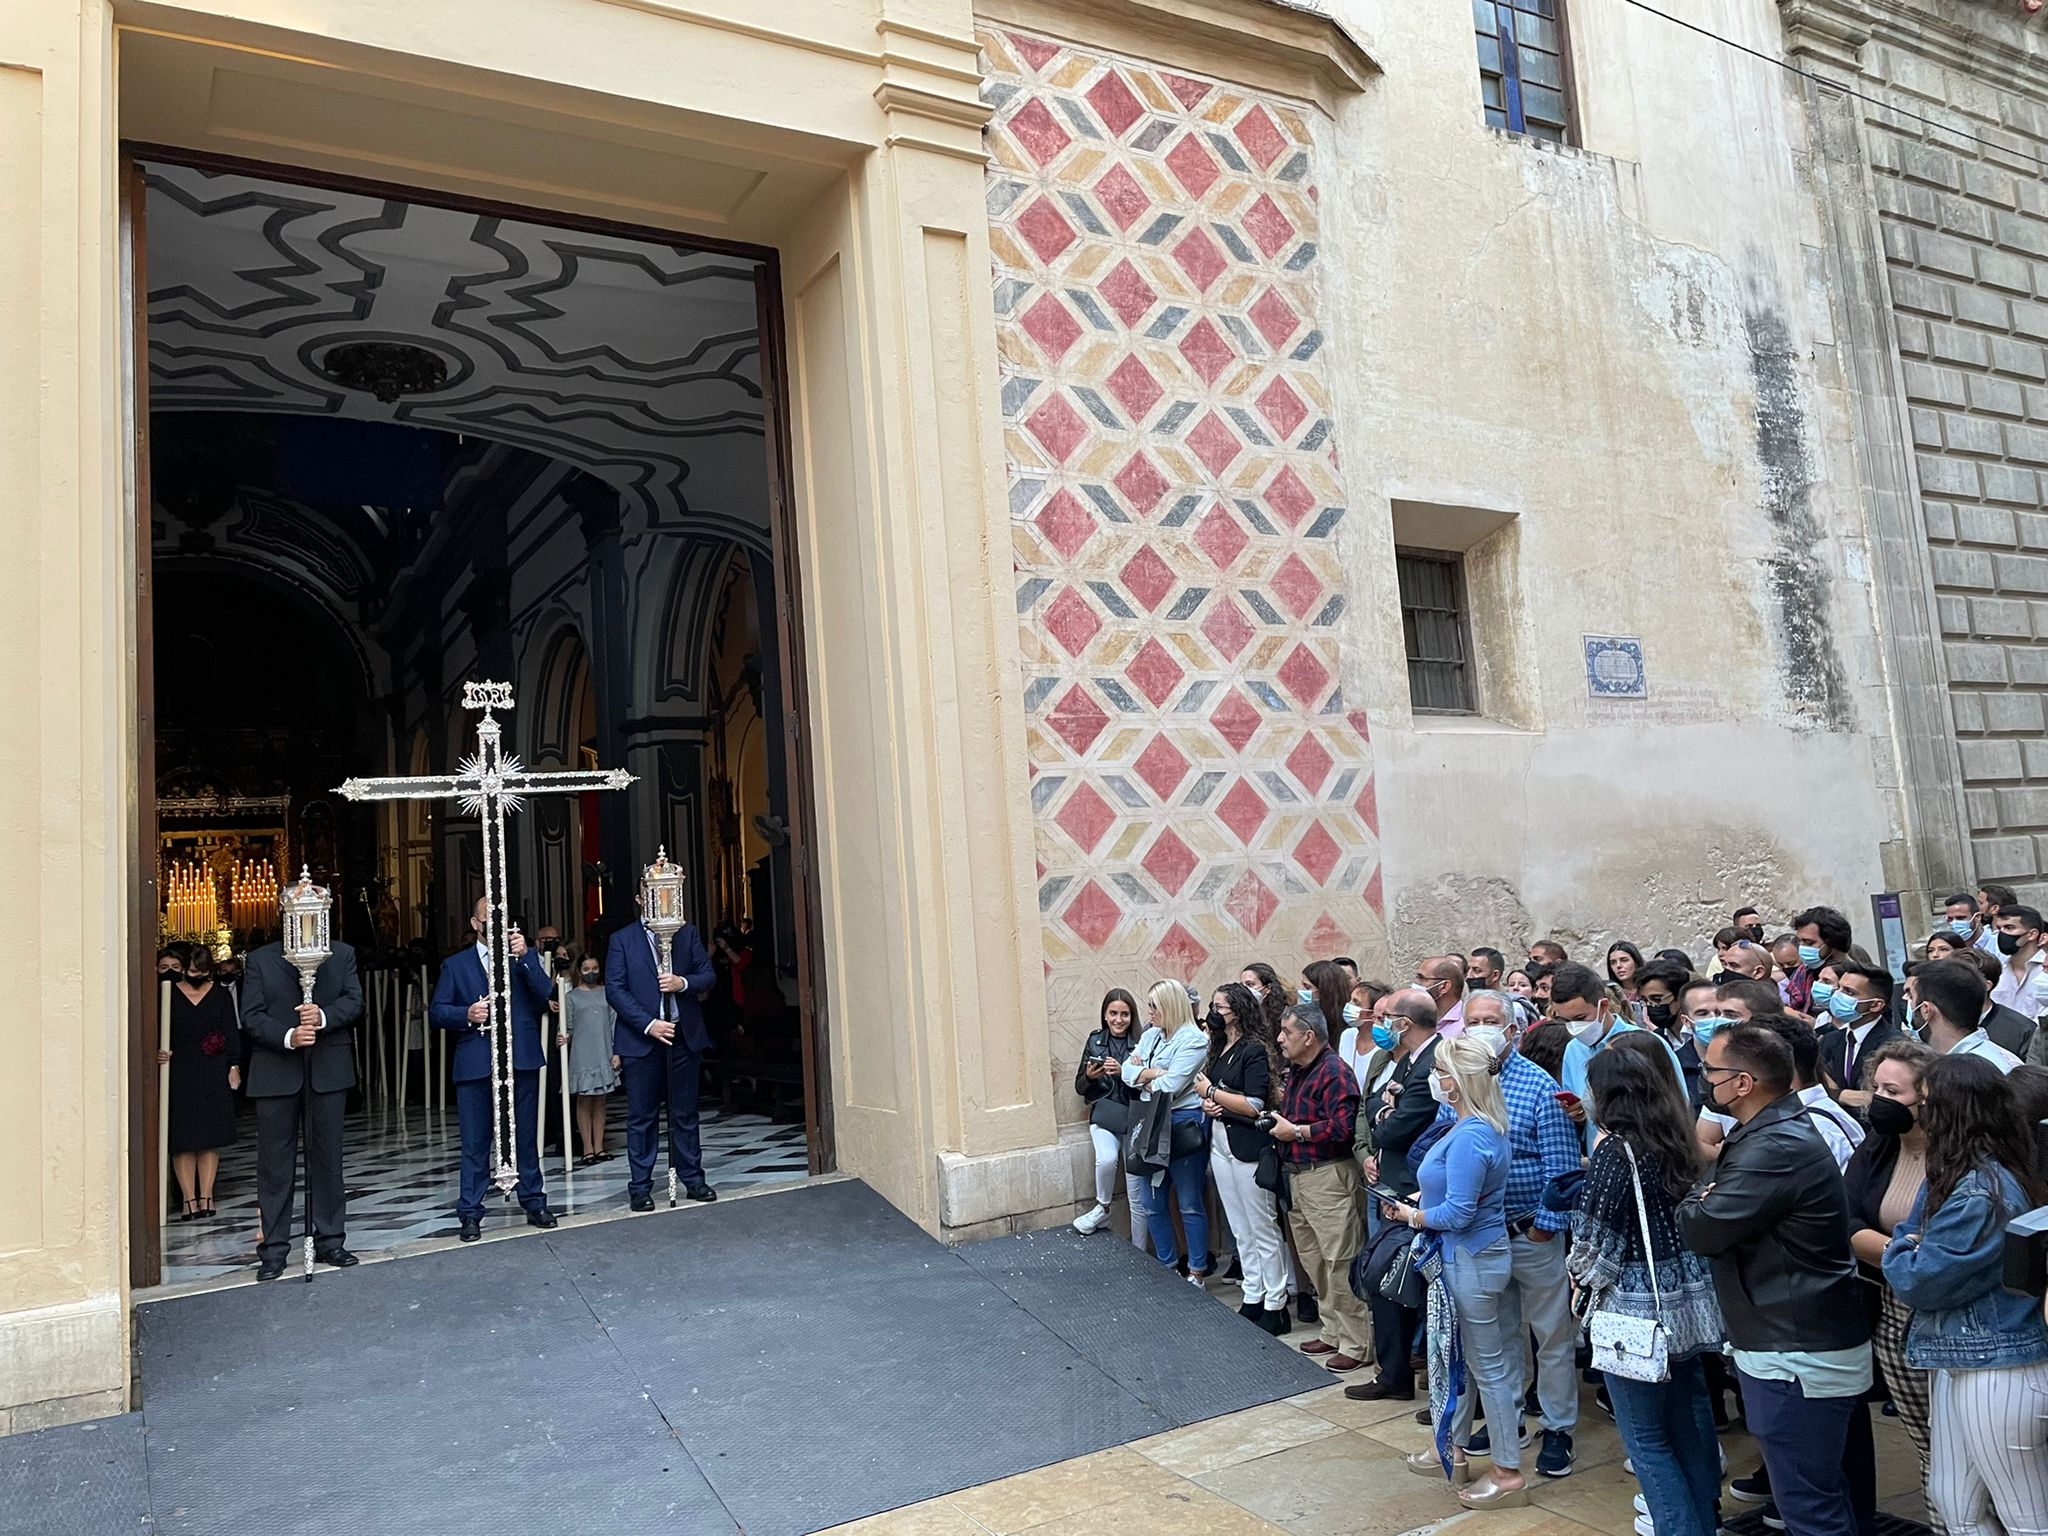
[
  {"left": 1554, "top": 1091, "right": 1581, "bottom": 1109},
  {"left": 1366, "top": 1184, "right": 1408, "bottom": 1206}
]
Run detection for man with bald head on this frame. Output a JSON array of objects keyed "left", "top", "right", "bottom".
[
  {"left": 1415, "top": 954, "right": 1468, "bottom": 1035},
  {"left": 1722, "top": 941, "right": 1772, "bottom": 983}
]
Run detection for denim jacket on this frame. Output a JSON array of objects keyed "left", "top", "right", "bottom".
[{"left": 1882, "top": 1164, "right": 2048, "bottom": 1371}]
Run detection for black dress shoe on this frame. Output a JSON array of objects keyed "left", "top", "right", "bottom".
[
  {"left": 459, "top": 1216, "right": 482, "bottom": 1243},
  {"left": 255, "top": 1257, "right": 285, "bottom": 1282},
  {"left": 629, "top": 1193, "right": 655, "bottom": 1212},
  {"left": 1344, "top": 1379, "right": 1416, "bottom": 1402},
  {"left": 684, "top": 1183, "right": 717, "bottom": 1203},
  {"left": 315, "top": 1247, "right": 360, "bottom": 1269},
  {"left": 526, "top": 1207, "right": 559, "bottom": 1229}
]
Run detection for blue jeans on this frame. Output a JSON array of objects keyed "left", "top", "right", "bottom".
[
  {"left": 1738, "top": 1367, "right": 1876, "bottom": 1536},
  {"left": 1138, "top": 1109, "right": 1210, "bottom": 1274},
  {"left": 1444, "top": 1237, "right": 1522, "bottom": 1470},
  {"left": 1608, "top": 1356, "right": 1722, "bottom": 1536}
]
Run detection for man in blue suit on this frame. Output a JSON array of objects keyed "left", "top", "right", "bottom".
[
  {"left": 431, "top": 896, "right": 559, "bottom": 1240},
  {"left": 606, "top": 898, "right": 719, "bottom": 1208}
]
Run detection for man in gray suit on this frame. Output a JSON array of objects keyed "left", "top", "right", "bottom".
[{"left": 241, "top": 939, "right": 363, "bottom": 1280}]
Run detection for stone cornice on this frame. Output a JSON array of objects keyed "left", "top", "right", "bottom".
[
  {"left": 1780, "top": 0, "right": 2048, "bottom": 107},
  {"left": 873, "top": 17, "right": 994, "bottom": 162}
]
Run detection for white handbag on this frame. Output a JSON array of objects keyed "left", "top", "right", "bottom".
[{"left": 1588, "top": 1142, "right": 1671, "bottom": 1383}]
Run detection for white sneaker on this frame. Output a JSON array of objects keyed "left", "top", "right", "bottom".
[
  {"left": 1187, "top": 1269, "right": 1208, "bottom": 1288},
  {"left": 1634, "top": 1517, "right": 1656, "bottom": 1536},
  {"left": 1072, "top": 1203, "right": 1109, "bottom": 1234},
  {"left": 1625, "top": 1457, "right": 1635, "bottom": 1475},
  {"left": 1634, "top": 1495, "right": 1650, "bottom": 1516}
]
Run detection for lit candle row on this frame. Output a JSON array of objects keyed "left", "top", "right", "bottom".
[
  {"left": 228, "top": 860, "right": 279, "bottom": 932},
  {"left": 162, "top": 862, "right": 220, "bottom": 936}
]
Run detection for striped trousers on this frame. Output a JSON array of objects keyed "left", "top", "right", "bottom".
[{"left": 1928, "top": 1358, "right": 2048, "bottom": 1536}]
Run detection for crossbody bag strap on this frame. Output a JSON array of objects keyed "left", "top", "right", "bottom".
[{"left": 1621, "top": 1141, "right": 1663, "bottom": 1316}]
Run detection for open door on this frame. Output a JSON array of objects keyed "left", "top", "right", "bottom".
[{"left": 123, "top": 154, "right": 164, "bottom": 1289}]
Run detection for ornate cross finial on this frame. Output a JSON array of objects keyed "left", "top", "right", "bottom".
[{"left": 462, "top": 680, "right": 516, "bottom": 714}]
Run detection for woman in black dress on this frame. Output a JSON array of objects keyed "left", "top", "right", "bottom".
[{"left": 160, "top": 947, "right": 241, "bottom": 1217}]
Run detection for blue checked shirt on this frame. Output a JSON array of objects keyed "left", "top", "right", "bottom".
[{"left": 1428, "top": 1051, "right": 1581, "bottom": 1232}]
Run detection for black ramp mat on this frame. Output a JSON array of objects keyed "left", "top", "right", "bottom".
[
  {"left": 136, "top": 1237, "right": 737, "bottom": 1536},
  {"left": 957, "top": 1226, "right": 1332, "bottom": 1422},
  {"left": 551, "top": 1180, "right": 1172, "bottom": 1535},
  {"left": 0, "top": 1413, "right": 151, "bottom": 1536}
]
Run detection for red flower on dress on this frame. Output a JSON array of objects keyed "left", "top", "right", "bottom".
[{"left": 200, "top": 1031, "right": 227, "bottom": 1057}]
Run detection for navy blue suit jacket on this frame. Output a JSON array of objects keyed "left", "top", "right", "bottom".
[
  {"left": 606, "top": 921, "right": 716, "bottom": 1057},
  {"left": 429, "top": 943, "right": 556, "bottom": 1083}
]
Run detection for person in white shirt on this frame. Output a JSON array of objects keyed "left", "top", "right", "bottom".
[
  {"left": 1910, "top": 958, "right": 2023, "bottom": 1075},
  {"left": 1989, "top": 904, "right": 2048, "bottom": 1023},
  {"left": 1975, "top": 883, "right": 2019, "bottom": 957},
  {"left": 1940, "top": 890, "right": 2001, "bottom": 960}
]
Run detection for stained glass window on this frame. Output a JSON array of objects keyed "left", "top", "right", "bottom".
[
  {"left": 1396, "top": 550, "right": 1477, "bottom": 714},
  {"left": 1473, "top": 0, "right": 1573, "bottom": 143}
]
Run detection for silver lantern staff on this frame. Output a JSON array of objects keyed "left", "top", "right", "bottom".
[
  {"left": 337, "top": 681, "right": 633, "bottom": 1200},
  {"left": 278, "top": 867, "right": 332, "bottom": 1283},
  {"left": 641, "top": 849, "right": 688, "bottom": 1206}
]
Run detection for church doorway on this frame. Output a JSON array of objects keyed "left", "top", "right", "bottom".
[{"left": 131, "top": 153, "right": 826, "bottom": 1289}]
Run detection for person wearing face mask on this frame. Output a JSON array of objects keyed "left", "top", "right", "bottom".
[
  {"left": 1194, "top": 982, "right": 1290, "bottom": 1333},
  {"left": 562, "top": 954, "right": 621, "bottom": 1166},
  {"left": 1336, "top": 978, "right": 1392, "bottom": 1093},
  {"left": 1805, "top": 959, "right": 1844, "bottom": 1025},
  {"left": 1468, "top": 948, "right": 1507, "bottom": 993},
  {"left": 1937, "top": 892, "right": 1990, "bottom": 959},
  {"left": 1843, "top": 1041, "right": 1939, "bottom": 1518},
  {"left": 1790, "top": 905, "right": 1870, "bottom": 1012},
  {"left": 1953, "top": 949, "right": 2036, "bottom": 1059},
  {"left": 1974, "top": 884, "right": 2018, "bottom": 955},
  {"left": 1733, "top": 907, "right": 1767, "bottom": 945},
  {"left": 1911, "top": 958, "right": 2023, "bottom": 1073},
  {"left": 1553, "top": 963, "right": 1685, "bottom": 1151},
  {"left": 1820, "top": 967, "right": 1904, "bottom": 1115},
  {"left": 1988, "top": 904, "right": 2048, "bottom": 1024},
  {"left": 1419, "top": 992, "right": 1583, "bottom": 1478},
  {"left": 1241, "top": 960, "right": 1281, "bottom": 1006},
  {"left": 1673, "top": 976, "right": 1724, "bottom": 1111}
]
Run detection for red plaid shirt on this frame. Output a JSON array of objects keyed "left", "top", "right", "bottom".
[{"left": 1280, "top": 1046, "right": 1360, "bottom": 1164}]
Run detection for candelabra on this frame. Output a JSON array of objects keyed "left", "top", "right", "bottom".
[{"left": 278, "top": 868, "right": 332, "bottom": 1282}]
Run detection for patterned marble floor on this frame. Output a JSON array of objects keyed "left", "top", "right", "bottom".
[{"left": 157, "top": 1097, "right": 811, "bottom": 1288}]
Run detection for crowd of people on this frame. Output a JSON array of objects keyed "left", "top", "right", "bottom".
[{"left": 1072, "top": 889, "right": 2048, "bottom": 1535}]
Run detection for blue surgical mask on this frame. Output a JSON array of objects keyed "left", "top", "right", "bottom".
[
  {"left": 1798, "top": 943, "right": 1823, "bottom": 968},
  {"left": 1371, "top": 1022, "right": 1397, "bottom": 1052},
  {"left": 1950, "top": 919, "right": 1975, "bottom": 939},
  {"left": 1828, "top": 990, "right": 1864, "bottom": 1024},
  {"left": 1809, "top": 980, "right": 1836, "bottom": 1007},
  {"left": 1691, "top": 1014, "right": 1732, "bottom": 1048},
  {"left": 1342, "top": 1001, "right": 1362, "bottom": 1025},
  {"left": 1297, "top": 986, "right": 1315, "bottom": 1005}
]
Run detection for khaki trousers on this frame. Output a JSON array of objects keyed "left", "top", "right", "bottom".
[{"left": 1286, "top": 1158, "right": 1372, "bottom": 1362}]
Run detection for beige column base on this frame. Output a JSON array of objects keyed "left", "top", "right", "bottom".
[
  {"left": 0, "top": 1295, "right": 127, "bottom": 1435},
  {"left": 936, "top": 1124, "right": 1099, "bottom": 1242}
]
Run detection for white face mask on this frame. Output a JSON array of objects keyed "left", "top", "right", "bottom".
[
  {"left": 1428, "top": 1072, "right": 1455, "bottom": 1105},
  {"left": 1564, "top": 1011, "right": 1605, "bottom": 1043},
  {"left": 1342, "top": 1001, "right": 1362, "bottom": 1025},
  {"left": 1466, "top": 1025, "right": 1508, "bottom": 1059}
]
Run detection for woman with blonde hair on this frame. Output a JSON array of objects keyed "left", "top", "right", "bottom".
[
  {"left": 1121, "top": 978, "right": 1214, "bottom": 1282},
  {"left": 1381, "top": 1034, "right": 1522, "bottom": 1509}
]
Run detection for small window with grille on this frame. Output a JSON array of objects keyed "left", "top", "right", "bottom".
[
  {"left": 1474, "top": 0, "right": 1573, "bottom": 144},
  {"left": 1396, "top": 549, "right": 1477, "bottom": 714}
]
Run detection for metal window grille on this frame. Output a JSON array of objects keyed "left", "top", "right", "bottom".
[
  {"left": 1474, "top": 0, "right": 1573, "bottom": 143},
  {"left": 1396, "top": 549, "right": 1477, "bottom": 714}
]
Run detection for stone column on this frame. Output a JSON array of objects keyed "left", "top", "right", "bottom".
[{"left": 568, "top": 475, "right": 639, "bottom": 918}]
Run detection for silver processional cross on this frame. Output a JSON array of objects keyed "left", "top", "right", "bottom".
[{"left": 337, "top": 681, "right": 633, "bottom": 1196}]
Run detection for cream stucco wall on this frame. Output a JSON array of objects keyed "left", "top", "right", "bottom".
[{"left": 1316, "top": 0, "right": 1904, "bottom": 964}]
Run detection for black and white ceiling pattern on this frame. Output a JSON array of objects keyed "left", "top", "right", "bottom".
[{"left": 143, "top": 162, "right": 769, "bottom": 522}]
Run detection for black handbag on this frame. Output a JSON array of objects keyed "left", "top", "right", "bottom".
[
  {"left": 1255, "top": 1144, "right": 1292, "bottom": 1211},
  {"left": 1122, "top": 1092, "right": 1172, "bottom": 1176},
  {"left": 1360, "top": 1215, "right": 1423, "bottom": 1308}
]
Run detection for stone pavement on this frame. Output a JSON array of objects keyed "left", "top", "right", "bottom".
[{"left": 828, "top": 1287, "right": 1931, "bottom": 1536}]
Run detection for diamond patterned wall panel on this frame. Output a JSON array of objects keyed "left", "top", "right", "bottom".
[{"left": 981, "top": 28, "right": 1382, "bottom": 1097}]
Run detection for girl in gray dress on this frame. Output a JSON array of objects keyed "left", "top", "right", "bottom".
[{"left": 564, "top": 956, "right": 621, "bottom": 1165}]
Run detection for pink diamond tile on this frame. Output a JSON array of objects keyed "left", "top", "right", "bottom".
[
  {"left": 1210, "top": 689, "right": 1262, "bottom": 752},
  {"left": 1271, "top": 552, "right": 1323, "bottom": 620},
  {"left": 1105, "top": 353, "right": 1164, "bottom": 423},
  {"left": 1256, "top": 377, "right": 1308, "bottom": 440},
  {"left": 1010, "top": 32, "right": 1061, "bottom": 71},
  {"left": 1363, "top": 866, "right": 1385, "bottom": 916},
  {"left": 1277, "top": 642, "right": 1332, "bottom": 706},
  {"left": 1026, "top": 392, "right": 1088, "bottom": 463},
  {"left": 1142, "top": 827, "right": 1199, "bottom": 894},
  {"left": 1016, "top": 198, "right": 1078, "bottom": 264},
  {"left": 1098, "top": 259, "right": 1158, "bottom": 330},
  {"left": 1179, "top": 317, "right": 1236, "bottom": 386},
  {"left": 1217, "top": 778, "right": 1269, "bottom": 843},
  {"left": 1199, "top": 595, "right": 1254, "bottom": 660},
  {"left": 1294, "top": 821, "right": 1341, "bottom": 885},
  {"left": 1173, "top": 228, "right": 1227, "bottom": 292},
  {"left": 1193, "top": 504, "right": 1249, "bottom": 570},
  {"left": 1264, "top": 465, "right": 1316, "bottom": 528},
  {"left": 1233, "top": 104, "right": 1289, "bottom": 170},
  {"left": 1356, "top": 777, "right": 1380, "bottom": 835},
  {"left": 1165, "top": 134, "right": 1220, "bottom": 198},
  {"left": 1307, "top": 913, "right": 1350, "bottom": 957},
  {"left": 1093, "top": 164, "right": 1151, "bottom": 231},
  {"left": 1242, "top": 193, "right": 1296, "bottom": 259},
  {"left": 1114, "top": 453, "right": 1170, "bottom": 517},
  {"left": 1064, "top": 879, "right": 1122, "bottom": 949},
  {"left": 1153, "top": 922, "right": 1210, "bottom": 978},
  {"left": 1009, "top": 98, "right": 1073, "bottom": 167},
  {"left": 1133, "top": 733, "right": 1191, "bottom": 799},
  {"left": 1249, "top": 288, "right": 1301, "bottom": 348},
  {"left": 1047, "top": 683, "right": 1109, "bottom": 754},
  {"left": 1187, "top": 411, "right": 1243, "bottom": 475},
  {"left": 1224, "top": 869, "right": 1279, "bottom": 937},
  {"left": 1126, "top": 637, "right": 1185, "bottom": 705},
  {"left": 1119, "top": 544, "right": 1176, "bottom": 612},
  {"left": 1043, "top": 587, "right": 1102, "bottom": 656},
  {"left": 1021, "top": 293, "right": 1082, "bottom": 361},
  {"left": 1034, "top": 488, "right": 1096, "bottom": 560},
  {"left": 1085, "top": 70, "right": 1145, "bottom": 137},
  {"left": 1346, "top": 709, "right": 1372, "bottom": 743},
  {"left": 1055, "top": 782, "right": 1117, "bottom": 853},
  {"left": 1163, "top": 72, "right": 1213, "bottom": 110},
  {"left": 1286, "top": 732, "right": 1334, "bottom": 795}
]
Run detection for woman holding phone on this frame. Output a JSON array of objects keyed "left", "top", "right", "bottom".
[{"left": 1072, "top": 988, "right": 1144, "bottom": 1240}]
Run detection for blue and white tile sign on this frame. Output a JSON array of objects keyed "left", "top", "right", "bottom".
[{"left": 1583, "top": 635, "right": 1647, "bottom": 699}]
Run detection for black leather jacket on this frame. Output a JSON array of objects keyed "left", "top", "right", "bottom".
[{"left": 1675, "top": 1093, "right": 1870, "bottom": 1352}]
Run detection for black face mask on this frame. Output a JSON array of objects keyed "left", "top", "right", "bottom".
[
  {"left": 1205, "top": 1009, "right": 1226, "bottom": 1032},
  {"left": 1739, "top": 924, "right": 1763, "bottom": 942},
  {"left": 1646, "top": 1001, "right": 1676, "bottom": 1028},
  {"left": 1867, "top": 1095, "right": 1917, "bottom": 1138},
  {"left": 1998, "top": 931, "right": 2027, "bottom": 956},
  {"left": 580, "top": 972, "right": 601, "bottom": 986}
]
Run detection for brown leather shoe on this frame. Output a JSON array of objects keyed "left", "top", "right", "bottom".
[
  {"left": 1323, "top": 1353, "right": 1367, "bottom": 1372},
  {"left": 1299, "top": 1340, "right": 1338, "bottom": 1356}
]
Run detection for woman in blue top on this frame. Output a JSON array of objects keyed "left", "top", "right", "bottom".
[
  {"left": 1121, "top": 978, "right": 1214, "bottom": 1282},
  {"left": 1882, "top": 1054, "right": 2048, "bottom": 1536},
  {"left": 1381, "top": 1034, "right": 1521, "bottom": 1508}
]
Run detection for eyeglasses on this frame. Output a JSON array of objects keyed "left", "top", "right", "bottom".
[{"left": 1699, "top": 1064, "right": 1749, "bottom": 1083}]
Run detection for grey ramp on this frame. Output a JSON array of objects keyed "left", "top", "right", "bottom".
[
  {"left": 136, "top": 1237, "right": 737, "bottom": 1536},
  {"left": 555, "top": 1180, "right": 1173, "bottom": 1535},
  {"left": 957, "top": 1225, "right": 1332, "bottom": 1422},
  {"left": 0, "top": 1413, "right": 151, "bottom": 1536}
]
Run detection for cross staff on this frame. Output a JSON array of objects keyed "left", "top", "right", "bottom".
[{"left": 337, "top": 681, "right": 633, "bottom": 1196}]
